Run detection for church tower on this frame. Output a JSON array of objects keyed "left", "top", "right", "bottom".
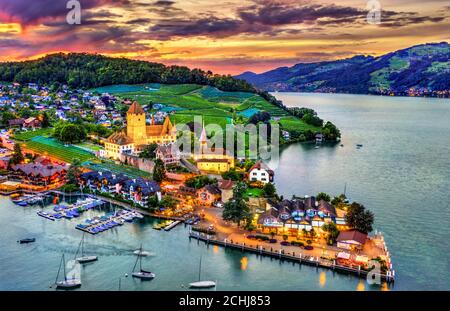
[{"left": 126, "top": 101, "right": 146, "bottom": 144}]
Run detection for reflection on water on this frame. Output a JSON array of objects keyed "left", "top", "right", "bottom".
[
  {"left": 240, "top": 257, "right": 248, "bottom": 271},
  {"left": 319, "top": 272, "right": 326, "bottom": 288},
  {"left": 356, "top": 281, "right": 365, "bottom": 291},
  {"left": 213, "top": 245, "right": 219, "bottom": 254}
]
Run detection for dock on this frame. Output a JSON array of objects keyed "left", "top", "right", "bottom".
[
  {"left": 164, "top": 220, "right": 182, "bottom": 231},
  {"left": 75, "top": 210, "right": 144, "bottom": 235},
  {"left": 189, "top": 232, "right": 395, "bottom": 284}
]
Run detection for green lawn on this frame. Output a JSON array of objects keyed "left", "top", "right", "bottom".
[
  {"left": 275, "top": 116, "right": 321, "bottom": 132},
  {"left": 22, "top": 137, "right": 95, "bottom": 163},
  {"left": 13, "top": 128, "right": 53, "bottom": 141},
  {"left": 85, "top": 160, "right": 152, "bottom": 179},
  {"left": 245, "top": 187, "right": 264, "bottom": 198}
]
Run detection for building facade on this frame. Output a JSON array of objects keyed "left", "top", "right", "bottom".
[{"left": 103, "top": 102, "right": 177, "bottom": 159}]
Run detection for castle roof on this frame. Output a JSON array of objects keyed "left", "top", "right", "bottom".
[
  {"left": 127, "top": 101, "right": 145, "bottom": 115},
  {"left": 107, "top": 131, "right": 133, "bottom": 145}
]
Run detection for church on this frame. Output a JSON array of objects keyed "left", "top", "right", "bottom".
[
  {"left": 102, "top": 102, "right": 177, "bottom": 159},
  {"left": 193, "top": 124, "right": 235, "bottom": 173}
]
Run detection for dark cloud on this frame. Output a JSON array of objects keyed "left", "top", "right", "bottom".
[{"left": 0, "top": 0, "right": 130, "bottom": 25}]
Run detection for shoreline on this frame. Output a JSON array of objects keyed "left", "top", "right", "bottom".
[
  {"left": 3, "top": 189, "right": 395, "bottom": 285},
  {"left": 189, "top": 231, "right": 395, "bottom": 284}
]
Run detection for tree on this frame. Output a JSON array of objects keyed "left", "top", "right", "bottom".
[
  {"left": 331, "top": 194, "right": 347, "bottom": 206},
  {"left": 59, "top": 123, "right": 86, "bottom": 143},
  {"left": 40, "top": 111, "right": 51, "bottom": 128},
  {"left": 10, "top": 143, "right": 24, "bottom": 165},
  {"left": 139, "top": 143, "right": 158, "bottom": 160},
  {"left": 263, "top": 182, "right": 277, "bottom": 197},
  {"left": 159, "top": 195, "right": 177, "bottom": 210},
  {"left": 222, "top": 182, "right": 252, "bottom": 227},
  {"left": 221, "top": 168, "right": 242, "bottom": 181},
  {"left": 316, "top": 192, "right": 331, "bottom": 202},
  {"left": 185, "top": 175, "right": 216, "bottom": 189},
  {"left": 322, "top": 222, "right": 340, "bottom": 245},
  {"left": 345, "top": 202, "right": 375, "bottom": 233},
  {"left": 67, "top": 158, "right": 82, "bottom": 186},
  {"left": 153, "top": 159, "right": 166, "bottom": 183}
]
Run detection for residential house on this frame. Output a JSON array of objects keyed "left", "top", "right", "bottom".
[
  {"left": 218, "top": 179, "right": 234, "bottom": 203},
  {"left": 156, "top": 143, "right": 180, "bottom": 166},
  {"left": 247, "top": 161, "right": 274, "bottom": 184},
  {"left": 196, "top": 184, "right": 221, "bottom": 206},
  {"left": 337, "top": 230, "right": 368, "bottom": 250}
]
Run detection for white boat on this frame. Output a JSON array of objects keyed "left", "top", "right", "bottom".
[
  {"left": 133, "top": 249, "right": 151, "bottom": 257},
  {"left": 189, "top": 280, "right": 216, "bottom": 288},
  {"left": 131, "top": 245, "right": 155, "bottom": 280},
  {"left": 55, "top": 254, "right": 82, "bottom": 289},
  {"left": 56, "top": 278, "right": 82, "bottom": 289},
  {"left": 75, "top": 233, "right": 98, "bottom": 263},
  {"left": 132, "top": 211, "right": 144, "bottom": 219},
  {"left": 189, "top": 256, "right": 216, "bottom": 289}
]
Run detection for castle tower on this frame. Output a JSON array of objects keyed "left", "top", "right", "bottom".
[{"left": 126, "top": 101, "right": 147, "bottom": 144}]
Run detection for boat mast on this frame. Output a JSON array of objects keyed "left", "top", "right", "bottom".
[
  {"left": 81, "top": 233, "right": 85, "bottom": 257},
  {"left": 198, "top": 256, "right": 202, "bottom": 281},
  {"left": 62, "top": 254, "right": 67, "bottom": 281},
  {"left": 55, "top": 254, "right": 64, "bottom": 285}
]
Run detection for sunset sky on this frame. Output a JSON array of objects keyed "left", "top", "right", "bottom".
[{"left": 0, "top": 0, "right": 448, "bottom": 74}]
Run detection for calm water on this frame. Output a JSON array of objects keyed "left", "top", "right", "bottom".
[
  {"left": 268, "top": 93, "right": 450, "bottom": 290},
  {"left": 0, "top": 93, "right": 449, "bottom": 291}
]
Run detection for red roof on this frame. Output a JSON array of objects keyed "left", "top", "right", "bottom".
[
  {"left": 127, "top": 101, "right": 145, "bottom": 114},
  {"left": 248, "top": 161, "right": 274, "bottom": 175},
  {"left": 219, "top": 179, "right": 234, "bottom": 190},
  {"left": 337, "top": 230, "right": 368, "bottom": 245}
]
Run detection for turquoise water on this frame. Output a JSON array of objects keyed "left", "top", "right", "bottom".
[
  {"left": 268, "top": 93, "right": 450, "bottom": 290},
  {"left": 0, "top": 196, "right": 373, "bottom": 291},
  {"left": 1, "top": 93, "right": 449, "bottom": 291}
]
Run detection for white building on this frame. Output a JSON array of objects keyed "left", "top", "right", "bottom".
[{"left": 247, "top": 161, "right": 274, "bottom": 184}]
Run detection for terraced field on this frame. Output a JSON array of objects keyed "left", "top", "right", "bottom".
[{"left": 92, "top": 83, "right": 299, "bottom": 131}]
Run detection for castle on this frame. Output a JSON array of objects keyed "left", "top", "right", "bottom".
[{"left": 102, "top": 102, "right": 177, "bottom": 159}]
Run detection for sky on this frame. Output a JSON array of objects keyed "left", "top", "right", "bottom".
[{"left": 0, "top": 0, "right": 448, "bottom": 74}]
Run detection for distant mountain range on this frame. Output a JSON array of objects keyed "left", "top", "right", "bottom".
[{"left": 236, "top": 42, "right": 449, "bottom": 97}]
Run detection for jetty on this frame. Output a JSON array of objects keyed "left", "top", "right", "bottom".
[
  {"left": 189, "top": 231, "right": 395, "bottom": 284},
  {"left": 164, "top": 220, "right": 182, "bottom": 231}
]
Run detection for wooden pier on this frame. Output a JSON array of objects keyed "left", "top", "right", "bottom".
[{"left": 189, "top": 232, "right": 395, "bottom": 284}]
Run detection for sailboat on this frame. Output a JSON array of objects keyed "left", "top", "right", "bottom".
[
  {"left": 55, "top": 254, "right": 81, "bottom": 289},
  {"left": 189, "top": 256, "right": 216, "bottom": 289},
  {"left": 131, "top": 244, "right": 155, "bottom": 280},
  {"left": 75, "top": 233, "right": 98, "bottom": 263}
]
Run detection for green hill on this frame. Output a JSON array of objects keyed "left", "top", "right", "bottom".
[{"left": 236, "top": 42, "right": 450, "bottom": 97}]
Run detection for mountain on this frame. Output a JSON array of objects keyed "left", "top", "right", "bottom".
[{"left": 235, "top": 42, "right": 450, "bottom": 97}]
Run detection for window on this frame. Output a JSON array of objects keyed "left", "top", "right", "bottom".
[{"left": 253, "top": 172, "right": 257, "bottom": 176}]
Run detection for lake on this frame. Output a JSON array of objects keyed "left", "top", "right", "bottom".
[
  {"left": 268, "top": 93, "right": 450, "bottom": 290},
  {"left": 0, "top": 93, "right": 449, "bottom": 291}
]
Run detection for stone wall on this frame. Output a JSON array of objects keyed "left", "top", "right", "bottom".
[{"left": 118, "top": 154, "right": 155, "bottom": 173}]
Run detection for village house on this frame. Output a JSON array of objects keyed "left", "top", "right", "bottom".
[
  {"left": 23, "top": 117, "right": 42, "bottom": 129},
  {"left": 79, "top": 171, "right": 161, "bottom": 207},
  {"left": 9, "top": 159, "right": 68, "bottom": 187},
  {"left": 256, "top": 196, "right": 345, "bottom": 235},
  {"left": 196, "top": 184, "right": 221, "bottom": 206},
  {"left": 336, "top": 230, "right": 368, "bottom": 250},
  {"left": 248, "top": 161, "right": 274, "bottom": 184},
  {"left": 218, "top": 179, "right": 234, "bottom": 203},
  {"left": 156, "top": 143, "right": 180, "bottom": 166}
]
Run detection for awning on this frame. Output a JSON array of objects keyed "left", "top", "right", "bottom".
[
  {"left": 355, "top": 255, "right": 369, "bottom": 264},
  {"left": 337, "top": 252, "right": 351, "bottom": 260}
]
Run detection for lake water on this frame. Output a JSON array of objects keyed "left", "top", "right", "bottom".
[
  {"left": 0, "top": 93, "right": 449, "bottom": 291},
  {"left": 268, "top": 93, "right": 450, "bottom": 290}
]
